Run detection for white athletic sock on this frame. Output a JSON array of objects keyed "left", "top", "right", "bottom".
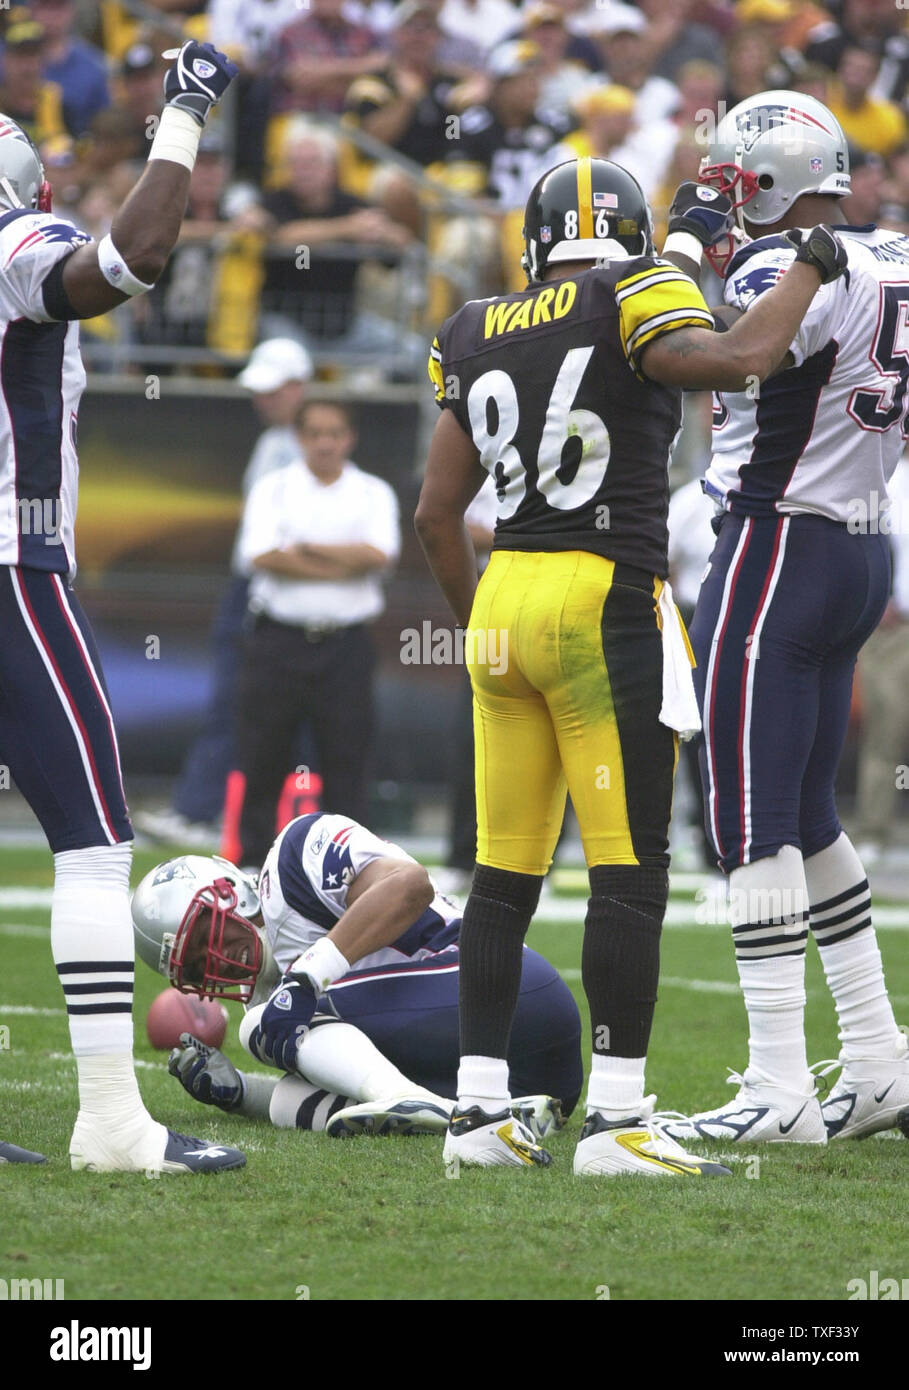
[
  {"left": 585, "top": 1054, "right": 646, "bottom": 1118},
  {"left": 53, "top": 845, "right": 160, "bottom": 1151},
  {"left": 457, "top": 1055, "right": 510, "bottom": 1112},
  {"left": 268, "top": 1075, "right": 350, "bottom": 1131},
  {"left": 805, "top": 833, "right": 901, "bottom": 1060},
  {"left": 729, "top": 848, "right": 812, "bottom": 1090},
  {"left": 53, "top": 844, "right": 135, "bottom": 1055},
  {"left": 297, "top": 1022, "right": 432, "bottom": 1102}
]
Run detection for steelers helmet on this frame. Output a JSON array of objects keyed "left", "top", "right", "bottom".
[
  {"left": 522, "top": 157, "right": 654, "bottom": 284},
  {"left": 699, "top": 90, "right": 850, "bottom": 228}
]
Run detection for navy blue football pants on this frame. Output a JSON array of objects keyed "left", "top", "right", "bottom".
[
  {"left": 689, "top": 513, "right": 890, "bottom": 874},
  {"left": 324, "top": 944, "right": 583, "bottom": 1115},
  {"left": 0, "top": 566, "right": 132, "bottom": 850}
]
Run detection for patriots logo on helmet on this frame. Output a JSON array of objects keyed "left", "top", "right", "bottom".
[
  {"left": 732, "top": 261, "right": 787, "bottom": 309},
  {"left": 152, "top": 860, "right": 197, "bottom": 886},
  {"left": 734, "top": 103, "right": 833, "bottom": 152}
]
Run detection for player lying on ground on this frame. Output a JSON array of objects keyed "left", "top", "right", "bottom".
[
  {"left": 0, "top": 41, "right": 248, "bottom": 1172},
  {"left": 132, "top": 812, "right": 583, "bottom": 1138},
  {"left": 416, "top": 155, "right": 847, "bottom": 1176},
  {"left": 654, "top": 91, "right": 909, "bottom": 1146}
]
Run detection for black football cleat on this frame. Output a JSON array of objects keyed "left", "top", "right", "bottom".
[
  {"left": 159, "top": 1130, "right": 246, "bottom": 1173},
  {"left": 0, "top": 1140, "right": 47, "bottom": 1165}
]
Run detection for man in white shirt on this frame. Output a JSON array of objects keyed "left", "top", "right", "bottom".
[{"left": 234, "top": 398, "right": 400, "bottom": 865}]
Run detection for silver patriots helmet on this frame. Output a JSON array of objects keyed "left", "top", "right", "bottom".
[
  {"left": 0, "top": 114, "right": 52, "bottom": 212},
  {"left": 699, "top": 90, "right": 850, "bottom": 228},
  {"left": 132, "top": 855, "right": 263, "bottom": 1003}
]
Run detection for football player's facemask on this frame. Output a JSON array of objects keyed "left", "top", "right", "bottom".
[
  {"left": 521, "top": 157, "right": 654, "bottom": 284},
  {"left": 132, "top": 854, "right": 263, "bottom": 1003},
  {"left": 169, "top": 879, "right": 264, "bottom": 1003},
  {"left": 698, "top": 89, "right": 850, "bottom": 275},
  {"left": 0, "top": 114, "right": 52, "bottom": 213}
]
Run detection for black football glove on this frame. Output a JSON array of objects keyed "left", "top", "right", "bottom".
[
  {"left": 248, "top": 975, "right": 318, "bottom": 1072},
  {"left": 783, "top": 225, "right": 848, "bottom": 285},
  {"left": 668, "top": 181, "right": 735, "bottom": 249},
  {"left": 168, "top": 1033, "right": 244, "bottom": 1111},
  {"left": 162, "top": 41, "right": 238, "bottom": 126}
]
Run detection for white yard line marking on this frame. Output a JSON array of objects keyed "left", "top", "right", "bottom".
[
  {"left": 0, "top": 888, "right": 53, "bottom": 907},
  {"left": 0, "top": 1004, "right": 64, "bottom": 1016}
]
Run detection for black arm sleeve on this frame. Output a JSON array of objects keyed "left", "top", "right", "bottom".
[{"left": 41, "top": 255, "right": 81, "bottom": 322}]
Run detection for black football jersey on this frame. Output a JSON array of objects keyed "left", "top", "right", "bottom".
[{"left": 428, "top": 260, "right": 714, "bottom": 577}]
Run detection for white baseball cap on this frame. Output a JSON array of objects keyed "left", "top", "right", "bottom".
[
  {"left": 582, "top": 3, "right": 646, "bottom": 36},
  {"left": 238, "top": 338, "right": 314, "bottom": 393}
]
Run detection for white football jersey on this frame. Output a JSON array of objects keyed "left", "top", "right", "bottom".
[
  {"left": 257, "top": 813, "right": 460, "bottom": 977},
  {"left": 705, "top": 225, "right": 909, "bottom": 522},
  {"left": 0, "top": 208, "right": 90, "bottom": 577}
]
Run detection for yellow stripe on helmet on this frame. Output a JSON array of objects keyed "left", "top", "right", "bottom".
[{"left": 576, "top": 156, "right": 593, "bottom": 240}]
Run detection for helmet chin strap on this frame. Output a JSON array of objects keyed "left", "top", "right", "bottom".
[{"left": 0, "top": 175, "right": 23, "bottom": 211}]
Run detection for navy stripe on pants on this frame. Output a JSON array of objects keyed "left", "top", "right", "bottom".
[
  {"left": 0, "top": 566, "right": 132, "bottom": 851},
  {"left": 689, "top": 514, "right": 890, "bottom": 873},
  {"left": 324, "top": 945, "right": 583, "bottom": 1115}
]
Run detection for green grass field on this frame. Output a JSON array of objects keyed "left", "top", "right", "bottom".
[{"left": 2, "top": 845, "right": 907, "bottom": 1302}]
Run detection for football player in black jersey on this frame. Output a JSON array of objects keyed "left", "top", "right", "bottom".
[{"left": 415, "top": 157, "right": 848, "bottom": 1176}]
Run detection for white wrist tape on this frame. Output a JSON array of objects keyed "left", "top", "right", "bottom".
[
  {"left": 288, "top": 937, "right": 350, "bottom": 993},
  {"left": 148, "top": 105, "right": 202, "bottom": 173},
  {"left": 662, "top": 231, "right": 705, "bottom": 268},
  {"left": 96, "top": 233, "right": 155, "bottom": 297}
]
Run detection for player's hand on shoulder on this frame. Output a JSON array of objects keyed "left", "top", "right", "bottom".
[
  {"left": 168, "top": 1032, "right": 244, "bottom": 1111},
  {"left": 668, "top": 181, "right": 735, "bottom": 248},
  {"left": 162, "top": 40, "right": 239, "bottom": 126},
  {"left": 783, "top": 225, "right": 848, "bottom": 285},
  {"left": 248, "top": 975, "right": 319, "bottom": 1072}
]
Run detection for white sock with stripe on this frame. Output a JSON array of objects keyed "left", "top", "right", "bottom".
[
  {"left": 729, "top": 847, "right": 813, "bottom": 1090},
  {"left": 53, "top": 845, "right": 163, "bottom": 1153},
  {"left": 267, "top": 1075, "right": 350, "bottom": 1130},
  {"left": 804, "top": 833, "right": 901, "bottom": 1061}
]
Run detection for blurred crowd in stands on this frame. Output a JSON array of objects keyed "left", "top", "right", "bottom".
[{"left": 3, "top": 0, "right": 908, "bottom": 374}]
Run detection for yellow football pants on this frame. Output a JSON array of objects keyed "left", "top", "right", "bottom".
[{"left": 466, "top": 549, "right": 678, "bottom": 875}]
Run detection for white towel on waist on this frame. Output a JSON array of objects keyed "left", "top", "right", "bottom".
[{"left": 657, "top": 580, "right": 701, "bottom": 741}]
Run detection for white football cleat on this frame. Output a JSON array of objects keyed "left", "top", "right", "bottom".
[
  {"left": 510, "top": 1095, "right": 566, "bottom": 1141},
  {"left": 70, "top": 1115, "right": 245, "bottom": 1174},
  {"left": 326, "top": 1095, "right": 453, "bottom": 1137},
  {"left": 573, "top": 1099, "right": 732, "bottom": 1177},
  {"left": 817, "top": 1030, "right": 909, "bottom": 1139},
  {"left": 655, "top": 1069, "right": 827, "bottom": 1144},
  {"left": 442, "top": 1105, "right": 552, "bottom": 1168}
]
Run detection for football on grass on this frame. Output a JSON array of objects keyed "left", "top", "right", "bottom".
[{"left": 146, "top": 989, "right": 229, "bottom": 1051}]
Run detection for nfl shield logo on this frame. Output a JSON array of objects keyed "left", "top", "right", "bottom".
[
  {"left": 810, "top": 156, "right": 823, "bottom": 172},
  {"left": 541, "top": 225, "right": 552, "bottom": 243}
]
